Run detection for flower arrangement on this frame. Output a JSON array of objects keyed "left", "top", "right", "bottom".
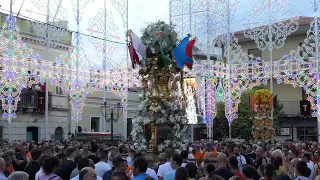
[
  {"left": 140, "top": 21, "right": 178, "bottom": 56},
  {"left": 254, "top": 89, "right": 272, "bottom": 105},
  {"left": 131, "top": 97, "right": 189, "bottom": 152}
]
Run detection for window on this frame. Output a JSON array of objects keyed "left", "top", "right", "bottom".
[
  {"left": 248, "top": 48, "right": 262, "bottom": 58},
  {"left": 55, "top": 86, "right": 63, "bottom": 95},
  {"left": 127, "top": 118, "right": 132, "bottom": 138},
  {"left": 0, "top": 126, "right": 3, "bottom": 139},
  {"left": 90, "top": 117, "right": 100, "bottom": 132},
  {"left": 297, "top": 127, "right": 317, "bottom": 141}
]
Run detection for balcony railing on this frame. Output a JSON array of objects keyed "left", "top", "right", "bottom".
[{"left": 281, "top": 101, "right": 300, "bottom": 117}]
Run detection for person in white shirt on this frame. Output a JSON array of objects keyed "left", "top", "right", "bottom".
[
  {"left": 0, "top": 158, "right": 7, "bottom": 180},
  {"left": 302, "top": 153, "right": 315, "bottom": 180},
  {"left": 157, "top": 148, "right": 174, "bottom": 180},
  {"left": 107, "top": 149, "right": 118, "bottom": 168},
  {"left": 95, "top": 150, "right": 111, "bottom": 178},
  {"left": 295, "top": 160, "right": 312, "bottom": 180},
  {"left": 127, "top": 150, "right": 135, "bottom": 167},
  {"left": 234, "top": 146, "right": 246, "bottom": 173},
  {"left": 187, "top": 147, "right": 195, "bottom": 160}
]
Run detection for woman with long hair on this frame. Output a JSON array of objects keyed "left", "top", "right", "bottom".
[{"left": 38, "top": 157, "right": 62, "bottom": 180}]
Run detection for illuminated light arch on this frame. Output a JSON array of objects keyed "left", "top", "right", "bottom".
[{"left": 0, "top": 15, "right": 45, "bottom": 122}]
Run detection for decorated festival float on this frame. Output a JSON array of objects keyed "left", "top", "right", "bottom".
[
  {"left": 250, "top": 89, "right": 275, "bottom": 142},
  {"left": 128, "top": 21, "right": 196, "bottom": 153}
]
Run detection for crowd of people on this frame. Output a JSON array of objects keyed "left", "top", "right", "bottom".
[{"left": 0, "top": 139, "right": 319, "bottom": 180}]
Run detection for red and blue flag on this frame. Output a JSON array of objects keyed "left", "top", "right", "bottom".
[{"left": 172, "top": 35, "right": 196, "bottom": 69}]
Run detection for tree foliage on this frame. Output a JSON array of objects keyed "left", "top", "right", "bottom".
[
  {"left": 212, "top": 102, "right": 229, "bottom": 140},
  {"left": 212, "top": 87, "right": 284, "bottom": 140}
]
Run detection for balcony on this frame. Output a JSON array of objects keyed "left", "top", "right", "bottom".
[
  {"left": 19, "top": 88, "right": 52, "bottom": 113},
  {"left": 281, "top": 101, "right": 300, "bottom": 117}
]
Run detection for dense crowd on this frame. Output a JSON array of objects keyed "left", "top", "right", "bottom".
[{"left": 0, "top": 140, "right": 319, "bottom": 180}]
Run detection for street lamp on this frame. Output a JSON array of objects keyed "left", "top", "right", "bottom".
[{"left": 101, "top": 102, "right": 123, "bottom": 142}]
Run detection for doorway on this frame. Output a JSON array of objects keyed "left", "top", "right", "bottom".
[
  {"left": 26, "top": 127, "right": 38, "bottom": 142},
  {"left": 78, "top": 126, "right": 83, "bottom": 133},
  {"left": 90, "top": 117, "right": 100, "bottom": 132},
  {"left": 55, "top": 127, "right": 64, "bottom": 142}
]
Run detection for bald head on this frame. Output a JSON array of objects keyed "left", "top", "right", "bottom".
[
  {"left": 79, "top": 167, "right": 96, "bottom": 180},
  {"left": 217, "top": 153, "right": 227, "bottom": 166}
]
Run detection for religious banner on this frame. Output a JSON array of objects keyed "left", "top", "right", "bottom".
[
  {"left": 37, "top": 91, "right": 45, "bottom": 113},
  {"left": 300, "top": 100, "right": 311, "bottom": 118},
  {"left": 184, "top": 78, "right": 198, "bottom": 124},
  {"left": 184, "top": 78, "right": 197, "bottom": 93}
]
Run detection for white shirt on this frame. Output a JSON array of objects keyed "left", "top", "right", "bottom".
[
  {"left": 95, "top": 161, "right": 112, "bottom": 178},
  {"left": 35, "top": 168, "right": 43, "bottom": 180},
  {"left": 307, "top": 162, "right": 315, "bottom": 180},
  {"left": 295, "top": 176, "right": 310, "bottom": 180},
  {"left": 236, "top": 155, "right": 247, "bottom": 173},
  {"left": 187, "top": 154, "right": 196, "bottom": 164},
  {"left": 188, "top": 154, "right": 194, "bottom": 159},
  {"left": 70, "top": 175, "right": 102, "bottom": 180},
  {"left": 131, "top": 168, "right": 158, "bottom": 180},
  {"left": 127, "top": 157, "right": 133, "bottom": 166},
  {"left": 200, "top": 162, "right": 204, "bottom": 168},
  {"left": 0, "top": 172, "right": 7, "bottom": 180},
  {"left": 107, "top": 160, "right": 113, "bottom": 167},
  {"left": 70, "top": 168, "right": 79, "bottom": 179},
  {"left": 157, "top": 162, "right": 172, "bottom": 178},
  {"left": 181, "top": 163, "right": 187, "bottom": 167}
]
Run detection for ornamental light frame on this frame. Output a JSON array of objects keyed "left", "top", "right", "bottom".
[{"left": 0, "top": 0, "right": 129, "bottom": 140}]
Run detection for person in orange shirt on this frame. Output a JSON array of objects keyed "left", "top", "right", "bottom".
[
  {"left": 26, "top": 151, "right": 31, "bottom": 161},
  {"left": 203, "top": 143, "right": 218, "bottom": 158},
  {"left": 192, "top": 145, "right": 204, "bottom": 167}
]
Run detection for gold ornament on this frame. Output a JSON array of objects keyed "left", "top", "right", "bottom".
[{"left": 254, "top": 89, "right": 272, "bottom": 105}]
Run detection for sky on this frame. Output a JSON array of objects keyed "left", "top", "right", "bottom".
[{"left": 0, "top": 0, "right": 317, "bottom": 69}]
